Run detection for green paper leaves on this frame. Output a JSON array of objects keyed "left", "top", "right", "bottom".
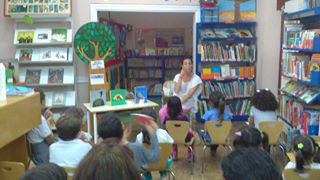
[
  {"left": 74, "top": 22, "right": 116, "bottom": 64},
  {"left": 24, "top": 15, "right": 33, "bottom": 25}
]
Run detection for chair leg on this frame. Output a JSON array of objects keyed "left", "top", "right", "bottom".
[
  {"left": 170, "top": 170, "right": 176, "bottom": 180},
  {"left": 188, "top": 146, "right": 194, "bottom": 175},
  {"left": 202, "top": 145, "right": 207, "bottom": 175}
]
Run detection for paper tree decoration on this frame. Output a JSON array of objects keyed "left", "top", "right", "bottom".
[{"left": 74, "top": 22, "right": 116, "bottom": 64}]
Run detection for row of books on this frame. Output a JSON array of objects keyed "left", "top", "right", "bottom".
[
  {"left": 20, "top": 67, "right": 74, "bottom": 85},
  {"left": 165, "top": 59, "right": 183, "bottom": 69},
  {"left": 281, "top": 52, "right": 310, "bottom": 78},
  {"left": 202, "top": 80, "right": 255, "bottom": 100},
  {"left": 14, "top": 28, "right": 72, "bottom": 44},
  {"left": 45, "top": 91, "right": 76, "bottom": 107},
  {"left": 281, "top": 81, "right": 320, "bottom": 104},
  {"left": 279, "top": 95, "right": 320, "bottom": 136},
  {"left": 284, "top": 0, "right": 320, "bottom": 13},
  {"left": 198, "top": 99, "right": 251, "bottom": 117},
  {"left": 200, "top": 28, "right": 254, "bottom": 39},
  {"left": 165, "top": 69, "right": 179, "bottom": 80},
  {"left": 127, "top": 59, "right": 162, "bottom": 67},
  {"left": 126, "top": 47, "right": 185, "bottom": 56},
  {"left": 128, "top": 69, "right": 162, "bottom": 79},
  {"left": 199, "top": 42, "right": 256, "bottom": 62},
  {"left": 285, "top": 29, "right": 320, "bottom": 49},
  {"left": 201, "top": 65, "right": 255, "bottom": 79},
  {"left": 16, "top": 48, "right": 73, "bottom": 62}
]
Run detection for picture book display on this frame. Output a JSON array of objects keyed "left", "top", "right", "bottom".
[
  {"left": 281, "top": 81, "right": 320, "bottom": 104},
  {"left": 51, "top": 29, "right": 67, "bottom": 43},
  {"left": 5, "top": 0, "right": 71, "bottom": 16},
  {"left": 110, "top": 89, "right": 126, "bottom": 106},
  {"left": 53, "top": 92, "right": 65, "bottom": 106},
  {"left": 14, "top": 29, "right": 72, "bottom": 45},
  {"left": 45, "top": 91, "right": 75, "bottom": 107},
  {"left": 90, "top": 89, "right": 107, "bottom": 107},
  {"left": 34, "top": 29, "right": 51, "bottom": 44},
  {"left": 134, "top": 86, "right": 148, "bottom": 103},
  {"left": 19, "top": 49, "right": 33, "bottom": 61},
  {"left": 16, "top": 48, "right": 71, "bottom": 62},
  {"left": 25, "top": 69, "right": 41, "bottom": 84},
  {"left": 17, "top": 31, "right": 34, "bottom": 44},
  {"left": 48, "top": 68, "right": 64, "bottom": 84}
]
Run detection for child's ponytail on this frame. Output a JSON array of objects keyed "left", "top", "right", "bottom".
[
  {"left": 218, "top": 98, "right": 225, "bottom": 120},
  {"left": 209, "top": 91, "right": 226, "bottom": 120},
  {"left": 295, "top": 149, "right": 305, "bottom": 172},
  {"left": 261, "top": 132, "right": 270, "bottom": 153}
]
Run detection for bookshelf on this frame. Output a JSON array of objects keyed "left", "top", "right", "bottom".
[
  {"left": 126, "top": 55, "right": 191, "bottom": 97},
  {"left": 13, "top": 17, "right": 76, "bottom": 115},
  {"left": 196, "top": 22, "right": 257, "bottom": 120},
  {"left": 278, "top": 6, "right": 320, "bottom": 136}
]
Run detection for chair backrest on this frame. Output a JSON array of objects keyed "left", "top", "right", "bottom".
[
  {"left": 163, "top": 81, "right": 174, "bottom": 97},
  {"left": 311, "top": 136, "right": 320, "bottom": 146},
  {"left": 284, "top": 168, "right": 320, "bottom": 180},
  {"left": 147, "top": 143, "right": 173, "bottom": 171},
  {"left": 166, "top": 121, "right": 190, "bottom": 144},
  {"left": 259, "top": 121, "right": 283, "bottom": 145},
  {"left": 0, "top": 161, "right": 25, "bottom": 180},
  {"left": 205, "top": 121, "right": 232, "bottom": 145},
  {"left": 63, "top": 166, "right": 76, "bottom": 180}
]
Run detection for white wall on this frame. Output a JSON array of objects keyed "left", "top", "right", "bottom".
[{"left": 0, "top": 6, "right": 15, "bottom": 61}]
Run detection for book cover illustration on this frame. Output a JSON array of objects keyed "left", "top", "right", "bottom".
[
  {"left": 90, "top": 74, "right": 105, "bottom": 85},
  {"left": 200, "top": 29, "right": 216, "bottom": 38},
  {"left": 51, "top": 28, "right": 67, "bottom": 42},
  {"left": 237, "top": 29, "right": 253, "bottom": 38},
  {"left": 48, "top": 68, "right": 64, "bottom": 84},
  {"left": 53, "top": 92, "right": 65, "bottom": 106},
  {"left": 19, "top": 49, "right": 33, "bottom": 61},
  {"left": 110, "top": 89, "right": 126, "bottom": 106},
  {"left": 52, "top": 48, "right": 68, "bottom": 61},
  {"left": 34, "top": 29, "right": 51, "bottom": 43},
  {"left": 17, "top": 31, "right": 34, "bottom": 44},
  {"left": 40, "top": 48, "right": 53, "bottom": 61},
  {"left": 25, "top": 69, "right": 41, "bottom": 84},
  {"left": 134, "top": 86, "right": 148, "bottom": 103},
  {"left": 90, "top": 89, "right": 107, "bottom": 107},
  {"left": 90, "top": 60, "right": 105, "bottom": 70},
  {"left": 6, "top": 86, "right": 34, "bottom": 96}
]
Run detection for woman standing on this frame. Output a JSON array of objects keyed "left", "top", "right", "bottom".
[{"left": 160, "top": 58, "right": 202, "bottom": 122}]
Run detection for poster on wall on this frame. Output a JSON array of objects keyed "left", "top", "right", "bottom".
[
  {"left": 219, "top": 0, "right": 256, "bottom": 22},
  {"left": 4, "top": 0, "right": 72, "bottom": 16}
]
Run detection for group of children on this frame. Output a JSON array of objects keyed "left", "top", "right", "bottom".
[{"left": 20, "top": 86, "right": 320, "bottom": 180}]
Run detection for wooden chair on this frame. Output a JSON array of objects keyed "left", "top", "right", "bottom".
[
  {"left": 202, "top": 120, "right": 232, "bottom": 174},
  {"left": 284, "top": 168, "right": 320, "bottom": 180},
  {"left": 259, "top": 121, "right": 284, "bottom": 145},
  {"left": 161, "top": 80, "right": 174, "bottom": 107},
  {"left": 165, "top": 121, "right": 195, "bottom": 175},
  {"left": 145, "top": 143, "right": 175, "bottom": 180},
  {"left": 311, "top": 136, "right": 320, "bottom": 146},
  {"left": 63, "top": 166, "right": 76, "bottom": 180},
  {"left": 0, "top": 161, "right": 25, "bottom": 180}
]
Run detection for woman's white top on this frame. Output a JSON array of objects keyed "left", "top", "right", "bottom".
[
  {"left": 250, "top": 106, "right": 277, "bottom": 129},
  {"left": 173, "top": 73, "right": 202, "bottom": 113}
]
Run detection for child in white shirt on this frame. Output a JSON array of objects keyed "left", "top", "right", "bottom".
[
  {"left": 27, "top": 88, "right": 55, "bottom": 165},
  {"left": 49, "top": 115, "right": 92, "bottom": 168}
]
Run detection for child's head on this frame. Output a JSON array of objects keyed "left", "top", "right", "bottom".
[
  {"left": 34, "top": 88, "right": 46, "bottom": 112},
  {"left": 221, "top": 148, "right": 282, "bottom": 180},
  {"left": 63, "top": 107, "right": 84, "bottom": 120},
  {"left": 140, "top": 108, "right": 158, "bottom": 145},
  {"left": 74, "top": 143, "right": 141, "bottom": 180},
  {"left": 251, "top": 89, "right": 278, "bottom": 111},
  {"left": 292, "top": 135, "right": 318, "bottom": 172},
  {"left": 56, "top": 115, "right": 82, "bottom": 141},
  {"left": 209, "top": 91, "right": 225, "bottom": 120},
  {"left": 181, "top": 58, "right": 193, "bottom": 74},
  {"left": 98, "top": 112, "right": 123, "bottom": 140},
  {"left": 20, "top": 163, "right": 67, "bottom": 180},
  {"left": 167, "top": 96, "right": 183, "bottom": 119}
]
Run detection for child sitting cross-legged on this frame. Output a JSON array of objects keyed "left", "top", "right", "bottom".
[{"left": 49, "top": 115, "right": 92, "bottom": 168}]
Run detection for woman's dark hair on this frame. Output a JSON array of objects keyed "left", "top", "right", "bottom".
[
  {"left": 63, "top": 107, "right": 84, "bottom": 120},
  {"left": 167, "top": 96, "right": 183, "bottom": 119},
  {"left": 251, "top": 89, "right": 278, "bottom": 111},
  {"left": 209, "top": 91, "right": 225, "bottom": 120},
  {"left": 98, "top": 112, "right": 123, "bottom": 140},
  {"left": 20, "top": 163, "right": 67, "bottom": 180},
  {"left": 181, "top": 58, "right": 193, "bottom": 66},
  {"left": 293, "top": 135, "right": 318, "bottom": 172},
  {"left": 74, "top": 143, "right": 141, "bottom": 180},
  {"left": 140, "top": 108, "right": 158, "bottom": 145},
  {"left": 221, "top": 148, "right": 282, "bottom": 180},
  {"left": 56, "top": 115, "right": 81, "bottom": 141}
]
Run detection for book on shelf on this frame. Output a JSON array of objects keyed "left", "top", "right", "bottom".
[
  {"left": 90, "top": 89, "right": 107, "bottom": 107},
  {"left": 6, "top": 86, "right": 34, "bottom": 96},
  {"left": 16, "top": 47, "right": 71, "bottom": 62},
  {"left": 51, "top": 28, "right": 68, "bottom": 43},
  {"left": 34, "top": 29, "right": 52, "bottom": 44},
  {"left": 201, "top": 65, "right": 255, "bottom": 79},
  {"left": 281, "top": 81, "right": 320, "bottom": 104},
  {"left": 200, "top": 29, "right": 216, "bottom": 38},
  {"left": 134, "top": 86, "right": 148, "bottom": 103},
  {"left": 53, "top": 92, "right": 65, "bottom": 106},
  {"left": 18, "top": 49, "right": 33, "bottom": 61},
  {"left": 110, "top": 89, "right": 126, "bottom": 106},
  {"left": 48, "top": 68, "right": 64, "bottom": 84},
  {"left": 237, "top": 29, "right": 253, "bottom": 38},
  {"left": 285, "top": 29, "right": 320, "bottom": 49},
  {"left": 45, "top": 91, "right": 75, "bottom": 107},
  {"left": 25, "top": 69, "right": 41, "bottom": 84},
  {"left": 200, "top": 28, "right": 253, "bottom": 39},
  {"left": 90, "top": 74, "right": 105, "bottom": 85},
  {"left": 15, "top": 30, "right": 35, "bottom": 44},
  {"left": 200, "top": 42, "right": 256, "bottom": 62}
]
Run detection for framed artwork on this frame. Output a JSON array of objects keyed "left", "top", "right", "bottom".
[{"left": 4, "top": 0, "right": 72, "bottom": 16}]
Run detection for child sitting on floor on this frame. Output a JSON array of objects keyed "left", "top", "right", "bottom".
[
  {"left": 49, "top": 115, "right": 92, "bottom": 168},
  {"left": 163, "top": 96, "right": 194, "bottom": 161}
]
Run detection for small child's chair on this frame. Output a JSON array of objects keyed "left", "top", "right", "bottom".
[
  {"left": 145, "top": 143, "right": 176, "bottom": 180},
  {"left": 63, "top": 166, "right": 76, "bottom": 180},
  {"left": 201, "top": 120, "right": 232, "bottom": 174},
  {"left": 165, "top": 121, "right": 195, "bottom": 175},
  {"left": 259, "top": 121, "right": 284, "bottom": 146},
  {"left": 284, "top": 168, "right": 320, "bottom": 180},
  {"left": 0, "top": 161, "right": 25, "bottom": 180}
]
